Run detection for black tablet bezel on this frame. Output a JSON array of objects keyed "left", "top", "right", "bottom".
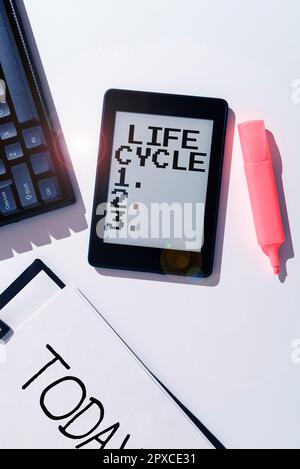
[{"left": 89, "top": 89, "right": 228, "bottom": 278}]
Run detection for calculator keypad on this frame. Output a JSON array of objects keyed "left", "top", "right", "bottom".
[
  {"left": 0, "top": 3, "right": 73, "bottom": 226},
  {"left": 0, "top": 102, "right": 10, "bottom": 118},
  {"left": 11, "top": 163, "right": 38, "bottom": 208},
  {"left": 0, "top": 122, "right": 17, "bottom": 141},
  {"left": 38, "top": 177, "right": 61, "bottom": 203},
  {"left": 0, "top": 181, "right": 17, "bottom": 215},
  {"left": 30, "top": 152, "right": 53, "bottom": 175},
  {"left": 5, "top": 142, "right": 23, "bottom": 161},
  {"left": 0, "top": 73, "right": 63, "bottom": 220},
  {"left": 0, "top": 159, "right": 6, "bottom": 175},
  {"left": 23, "top": 126, "right": 46, "bottom": 150}
]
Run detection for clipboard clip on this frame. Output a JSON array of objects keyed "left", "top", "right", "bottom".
[
  {"left": 0, "top": 259, "right": 64, "bottom": 346},
  {"left": 0, "top": 320, "right": 14, "bottom": 345}
]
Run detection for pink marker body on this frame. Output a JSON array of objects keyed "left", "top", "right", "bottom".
[{"left": 238, "top": 121, "right": 285, "bottom": 275}]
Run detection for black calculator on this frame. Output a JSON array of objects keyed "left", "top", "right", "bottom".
[{"left": 0, "top": 0, "right": 75, "bottom": 227}]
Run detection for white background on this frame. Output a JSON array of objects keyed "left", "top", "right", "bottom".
[{"left": 0, "top": 0, "right": 299, "bottom": 449}]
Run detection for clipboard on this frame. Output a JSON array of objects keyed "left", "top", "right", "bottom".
[{"left": 0, "top": 260, "right": 225, "bottom": 449}]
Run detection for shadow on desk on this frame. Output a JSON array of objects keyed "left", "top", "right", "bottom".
[
  {"left": 96, "top": 109, "right": 236, "bottom": 287},
  {"left": 267, "top": 131, "right": 294, "bottom": 284},
  {"left": 0, "top": 174, "right": 87, "bottom": 261}
]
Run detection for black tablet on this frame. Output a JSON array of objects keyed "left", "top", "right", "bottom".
[{"left": 89, "top": 89, "right": 228, "bottom": 278}]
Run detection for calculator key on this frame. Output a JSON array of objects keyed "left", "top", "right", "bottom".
[
  {"left": 0, "top": 122, "right": 17, "bottom": 141},
  {"left": 0, "top": 103, "right": 10, "bottom": 119},
  {"left": 38, "top": 177, "right": 61, "bottom": 203},
  {"left": 5, "top": 143, "right": 24, "bottom": 161},
  {"left": 0, "top": 183, "right": 17, "bottom": 215},
  {"left": 22, "top": 126, "right": 46, "bottom": 149},
  {"left": 0, "top": 159, "right": 6, "bottom": 175},
  {"left": 11, "top": 164, "right": 38, "bottom": 208},
  {"left": 30, "top": 152, "right": 53, "bottom": 175}
]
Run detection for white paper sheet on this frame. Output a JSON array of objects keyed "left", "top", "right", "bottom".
[{"left": 0, "top": 286, "right": 212, "bottom": 449}]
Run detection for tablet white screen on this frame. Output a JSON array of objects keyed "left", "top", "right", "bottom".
[{"left": 103, "top": 112, "right": 214, "bottom": 252}]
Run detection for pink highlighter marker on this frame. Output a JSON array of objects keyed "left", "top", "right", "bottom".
[{"left": 238, "top": 121, "right": 285, "bottom": 275}]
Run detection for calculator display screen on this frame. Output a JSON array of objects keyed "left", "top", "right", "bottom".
[{"left": 103, "top": 112, "right": 214, "bottom": 252}]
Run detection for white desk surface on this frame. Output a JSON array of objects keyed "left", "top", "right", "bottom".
[{"left": 1, "top": 0, "right": 299, "bottom": 449}]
